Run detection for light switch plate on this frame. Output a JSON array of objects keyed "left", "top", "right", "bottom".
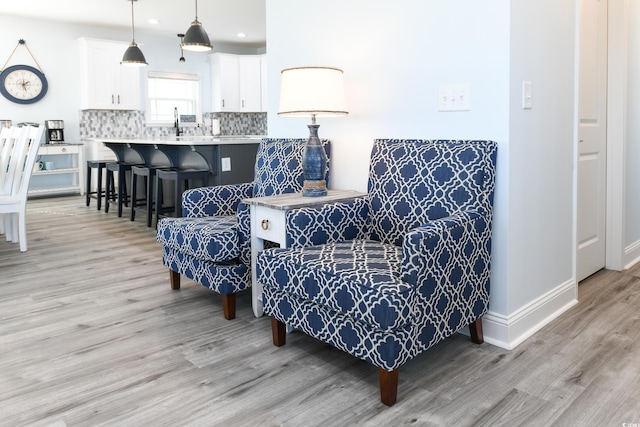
[
  {"left": 221, "top": 157, "right": 231, "bottom": 172},
  {"left": 438, "top": 84, "right": 471, "bottom": 111}
]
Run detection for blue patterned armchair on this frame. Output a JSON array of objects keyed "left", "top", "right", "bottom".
[
  {"left": 257, "top": 139, "right": 497, "bottom": 405},
  {"left": 156, "top": 138, "right": 331, "bottom": 320}
]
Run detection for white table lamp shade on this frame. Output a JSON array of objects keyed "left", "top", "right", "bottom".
[{"left": 278, "top": 67, "right": 348, "bottom": 117}]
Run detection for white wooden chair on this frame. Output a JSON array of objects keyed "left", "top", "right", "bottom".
[
  {"left": 0, "top": 127, "right": 14, "bottom": 236},
  {"left": 0, "top": 126, "right": 27, "bottom": 238},
  {"left": 0, "top": 125, "right": 44, "bottom": 251}
]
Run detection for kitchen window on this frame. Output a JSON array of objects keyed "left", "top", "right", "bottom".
[{"left": 146, "top": 71, "right": 201, "bottom": 125}]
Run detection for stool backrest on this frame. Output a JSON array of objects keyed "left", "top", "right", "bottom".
[
  {"left": 252, "top": 138, "right": 331, "bottom": 198},
  {"left": 367, "top": 139, "right": 498, "bottom": 246}
]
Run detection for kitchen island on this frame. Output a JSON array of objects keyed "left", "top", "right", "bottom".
[{"left": 87, "top": 136, "right": 262, "bottom": 186}]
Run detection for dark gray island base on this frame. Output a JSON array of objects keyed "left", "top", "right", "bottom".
[{"left": 100, "top": 136, "right": 261, "bottom": 186}]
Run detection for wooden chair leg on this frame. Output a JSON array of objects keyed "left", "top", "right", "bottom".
[
  {"left": 169, "top": 269, "right": 180, "bottom": 290},
  {"left": 379, "top": 368, "right": 399, "bottom": 406},
  {"left": 271, "top": 317, "right": 286, "bottom": 347},
  {"left": 222, "top": 294, "right": 236, "bottom": 320},
  {"left": 469, "top": 317, "right": 484, "bottom": 344}
]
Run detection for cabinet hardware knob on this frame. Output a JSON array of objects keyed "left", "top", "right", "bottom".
[
  {"left": 261, "top": 219, "right": 269, "bottom": 230},
  {"left": 62, "top": 148, "right": 67, "bottom": 152}
]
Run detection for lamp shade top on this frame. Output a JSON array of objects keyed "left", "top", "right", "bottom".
[
  {"left": 121, "top": 42, "right": 148, "bottom": 67},
  {"left": 182, "top": 20, "right": 212, "bottom": 52},
  {"left": 278, "top": 66, "right": 348, "bottom": 118}
]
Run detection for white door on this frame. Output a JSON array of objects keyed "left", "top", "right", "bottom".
[{"left": 577, "top": 0, "right": 608, "bottom": 282}]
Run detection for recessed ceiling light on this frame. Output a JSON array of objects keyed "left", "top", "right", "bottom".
[
  {"left": 148, "top": 19, "right": 160, "bottom": 25},
  {"left": 237, "top": 32, "right": 247, "bottom": 38}
]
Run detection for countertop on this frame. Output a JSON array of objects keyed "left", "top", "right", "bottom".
[
  {"left": 87, "top": 135, "right": 265, "bottom": 146},
  {"left": 244, "top": 190, "right": 367, "bottom": 210}
]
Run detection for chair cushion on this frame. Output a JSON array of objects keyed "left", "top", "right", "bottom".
[
  {"left": 157, "top": 216, "right": 239, "bottom": 263},
  {"left": 258, "top": 240, "right": 416, "bottom": 331},
  {"left": 162, "top": 246, "right": 250, "bottom": 295}
]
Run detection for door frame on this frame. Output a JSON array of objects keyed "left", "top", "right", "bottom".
[{"left": 604, "top": 0, "right": 627, "bottom": 272}]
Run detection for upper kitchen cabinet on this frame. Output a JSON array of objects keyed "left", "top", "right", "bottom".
[
  {"left": 210, "top": 53, "right": 265, "bottom": 112},
  {"left": 78, "top": 38, "right": 141, "bottom": 111}
]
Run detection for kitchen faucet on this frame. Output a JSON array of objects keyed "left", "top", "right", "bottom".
[{"left": 174, "top": 107, "right": 183, "bottom": 137}]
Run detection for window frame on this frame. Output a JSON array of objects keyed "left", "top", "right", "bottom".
[{"left": 145, "top": 70, "right": 202, "bottom": 127}]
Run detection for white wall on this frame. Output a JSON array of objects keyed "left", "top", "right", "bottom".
[
  {"left": 0, "top": 15, "right": 261, "bottom": 142},
  {"left": 507, "top": 1, "right": 577, "bottom": 312},
  {"left": 625, "top": 2, "right": 640, "bottom": 258},
  {"left": 266, "top": 0, "right": 577, "bottom": 349},
  {"left": 267, "top": 0, "right": 510, "bottom": 191}
]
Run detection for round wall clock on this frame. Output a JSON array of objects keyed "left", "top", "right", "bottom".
[{"left": 0, "top": 64, "right": 48, "bottom": 104}]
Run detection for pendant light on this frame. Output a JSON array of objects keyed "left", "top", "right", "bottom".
[
  {"left": 178, "top": 34, "right": 186, "bottom": 62},
  {"left": 121, "top": 0, "right": 148, "bottom": 67},
  {"left": 182, "top": 0, "right": 212, "bottom": 52}
]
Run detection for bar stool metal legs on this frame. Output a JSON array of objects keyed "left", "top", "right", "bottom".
[
  {"left": 105, "top": 162, "right": 136, "bottom": 217},
  {"left": 86, "top": 160, "right": 114, "bottom": 211},
  {"left": 130, "top": 165, "right": 157, "bottom": 227}
]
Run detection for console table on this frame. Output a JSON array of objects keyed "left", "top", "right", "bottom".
[
  {"left": 28, "top": 143, "right": 84, "bottom": 197},
  {"left": 244, "top": 190, "right": 366, "bottom": 317}
]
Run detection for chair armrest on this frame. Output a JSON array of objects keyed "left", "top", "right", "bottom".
[
  {"left": 182, "top": 182, "right": 254, "bottom": 218},
  {"left": 285, "top": 196, "right": 370, "bottom": 248},
  {"left": 237, "top": 201, "right": 252, "bottom": 265},
  {"left": 400, "top": 210, "right": 491, "bottom": 293}
]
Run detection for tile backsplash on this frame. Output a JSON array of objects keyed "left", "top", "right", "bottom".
[{"left": 79, "top": 110, "right": 267, "bottom": 139}]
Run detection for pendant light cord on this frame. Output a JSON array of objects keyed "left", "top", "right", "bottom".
[
  {"left": 130, "top": 0, "right": 136, "bottom": 42},
  {"left": 1, "top": 39, "right": 44, "bottom": 73},
  {"left": 194, "top": 0, "right": 199, "bottom": 20}
]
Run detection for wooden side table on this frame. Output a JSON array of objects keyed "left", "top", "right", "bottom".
[{"left": 244, "top": 190, "right": 365, "bottom": 317}]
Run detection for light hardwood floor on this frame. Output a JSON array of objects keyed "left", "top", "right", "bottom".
[{"left": 1, "top": 196, "right": 640, "bottom": 427}]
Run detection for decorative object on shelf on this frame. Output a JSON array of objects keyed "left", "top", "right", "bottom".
[
  {"left": 0, "top": 40, "right": 48, "bottom": 104},
  {"left": 121, "top": 0, "right": 148, "bottom": 67},
  {"left": 45, "top": 120, "right": 65, "bottom": 144},
  {"left": 278, "top": 66, "right": 348, "bottom": 197},
  {"left": 182, "top": 0, "right": 212, "bottom": 52},
  {"left": 178, "top": 34, "right": 186, "bottom": 62}
]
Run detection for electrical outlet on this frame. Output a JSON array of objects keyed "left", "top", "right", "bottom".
[
  {"left": 438, "top": 84, "right": 471, "bottom": 111},
  {"left": 221, "top": 157, "right": 231, "bottom": 172}
]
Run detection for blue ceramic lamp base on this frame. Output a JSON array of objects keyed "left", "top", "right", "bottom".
[{"left": 302, "top": 123, "right": 327, "bottom": 197}]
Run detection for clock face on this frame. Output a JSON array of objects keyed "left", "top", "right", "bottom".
[{"left": 0, "top": 65, "right": 48, "bottom": 104}]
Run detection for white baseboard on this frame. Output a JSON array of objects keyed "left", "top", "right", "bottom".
[
  {"left": 624, "top": 239, "right": 640, "bottom": 270},
  {"left": 481, "top": 279, "right": 578, "bottom": 350}
]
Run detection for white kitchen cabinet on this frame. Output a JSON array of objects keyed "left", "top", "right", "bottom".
[
  {"left": 210, "top": 53, "right": 265, "bottom": 112},
  {"left": 28, "top": 144, "right": 85, "bottom": 197},
  {"left": 260, "top": 54, "right": 267, "bottom": 112},
  {"left": 78, "top": 38, "right": 141, "bottom": 110}
]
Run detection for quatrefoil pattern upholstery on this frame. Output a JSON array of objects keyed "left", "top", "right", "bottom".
[
  {"left": 157, "top": 138, "right": 331, "bottom": 300},
  {"left": 258, "top": 139, "right": 497, "bottom": 372}
]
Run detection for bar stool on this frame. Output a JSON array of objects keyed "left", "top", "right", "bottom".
[
  {"left": 86, "top": 160, "right": 115, "bottom": 211},
  {"left": 130, "top": 165, "right": 161, "bottom": 227},
  {"left": 155, "top": 168, "right": 210, "bottom": 227},
  {"left": 105, "top": 162, "right": 139, "bottom": 217}
]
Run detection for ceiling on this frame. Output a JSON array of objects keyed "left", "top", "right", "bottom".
[{"left": 0, "top": 0, "right": 266, "bottom": 47}]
